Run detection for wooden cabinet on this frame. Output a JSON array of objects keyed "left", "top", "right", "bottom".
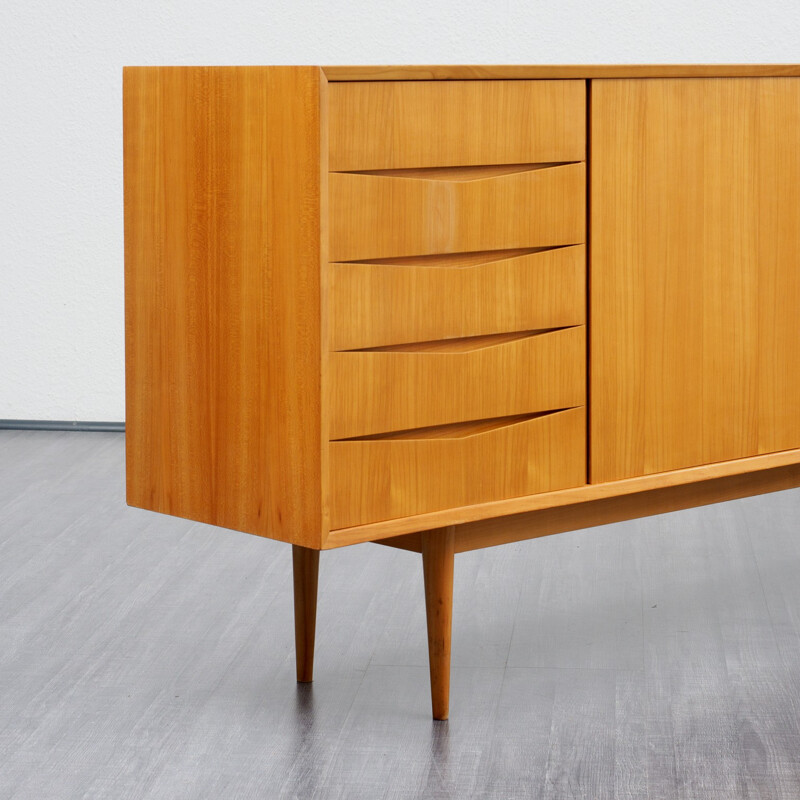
[{"left": 124, "top": 65, "right": 800, "bottom": 720}]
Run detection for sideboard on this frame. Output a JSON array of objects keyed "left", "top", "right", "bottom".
[{"left": 123, "top": 65, "right": 800, "bottom": 719}]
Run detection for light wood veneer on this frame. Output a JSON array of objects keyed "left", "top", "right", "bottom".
[
  {"left": 330, "top": 408, "right": 586, "bottom": 528},
  {"left": 591, "top": 78, "right": 800, "bottom": 482},
  {"left": 124, "top": 65, "right": 800, "bottom": 719},
  {"left": 124, "top": 67, "right": 325, "bottom": 548},
  {"left": 329, "top": 163, "right": 585, "bottom": 261},
  {"left": 322, "top": 64, "right": 800, "bottom": 81},
  {"left": 330, "top": 326, "right": 585, "bottom": 439},
  {"left": 328, "top": 79, "right": 585, "bottom": 170},
  {"left": 331, "top": 245, "right": 585, "bottom": 350}
]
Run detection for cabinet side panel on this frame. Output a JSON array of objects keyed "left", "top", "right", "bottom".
[
  {"left": 591, "top": 78, "right": 800, "bottom": 483},
  {"left": 124, "top": 67, "right": 323, "bottom": 547}
]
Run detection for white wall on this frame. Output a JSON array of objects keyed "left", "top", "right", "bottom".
[{"left": 2, "top": 0, "right": 799, "bottom": 421}]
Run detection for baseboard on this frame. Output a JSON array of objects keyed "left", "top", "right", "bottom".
[{"left": 0, "top": 419, "right": 125, "bottom": 432}]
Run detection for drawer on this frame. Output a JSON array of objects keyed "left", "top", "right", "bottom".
[
  {"left": 331, "top": 244, "right": 585, "bottom": 350},
  {"left": 328, "top": 80, "right": 586, "bottom": 171},
  {"left": 329, "top": 163, "right": 585, "bottom": 262},
  {"left": 330, "top": 407, "right": 586, "bottom": 528},
  {"left": 330, "top": 326, "right": 585, "bottom": 439}
]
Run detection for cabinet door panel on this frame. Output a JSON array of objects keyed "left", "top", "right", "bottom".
[{"left": 591, "top": 78, "right": 800, "bottom": 483}]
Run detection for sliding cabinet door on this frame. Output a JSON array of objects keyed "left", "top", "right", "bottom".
[{"left": 591, "top": 78, "right": 800, "bottom": 483}]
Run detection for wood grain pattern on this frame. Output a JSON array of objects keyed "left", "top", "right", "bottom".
[
  {"left": 369, "top": 461, "right": 800, "bottom": 554},
  {"left": 591, "top": 78, "right": 800, "bottom": 483},
  {"left": 124, "top": 66, "right": 324, "bottom": 547},
  {"left": 324, "top": 447, "right": 800, "bottom": 546},
  {"left": 319, "top": 70, "right": 332, "bottom": 538},
  {"left": 331, "top": 245, "right": 585, "bottom": 350},
  {"left": 329, "top": 407, "right": 586, "bottom": 528},
  {"left": 323, "top": 64, "right": 800, "bottom": 82},
  {"left": 292, "top": 545, "right": 320, "bottom": 681},
  {"left": 421, "top": 526, "right": 456, "bottom": 720},
  {"left": 330, "top": 326, "right": 585, "bottom": 439},
  {"left": 329, "top": 163, "right": 585, "bottom": 261},
  {"left": 124, "top": 66, "right": 800, "bottom": 568},
  {"left": 328, "top": 79, "right": 585, "bottom": 171},
  {"left": 452, "top": 462, "right": 800, "bottom": 553},
  {"left": 348, "top": 163, "right": 575, "bottom": 180}
]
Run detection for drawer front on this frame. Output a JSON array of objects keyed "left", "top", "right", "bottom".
[
  {"left": 329, "top": 80, "right": 586, "bottom": 171},
  {"left": 331, "top": 244, "right": 585, "bottom": 350},
  {"left": 329, "top": 163, "right": 585, "bottom": 262},
  {"left": 326, "top": 79, "right": 588, "bottom": 526},
  {"left": 330, "top": 326, "right": 585, "bottom": 440},
  {"left": 330, "top": 407, "right": 586, "bottom": 528}
]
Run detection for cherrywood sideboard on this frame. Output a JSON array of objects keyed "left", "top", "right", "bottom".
[{"left": 123, "top": 65, "right": 800, "bottom": 719}]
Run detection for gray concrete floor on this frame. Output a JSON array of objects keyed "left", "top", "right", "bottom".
[{"left": 1, "top": 430, "right": 800, "bottom": 798}]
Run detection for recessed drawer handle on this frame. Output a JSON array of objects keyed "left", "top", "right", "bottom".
[
  {"left": 336, "top": 244, "right": 575, "bottom": 268},
  {"left": 333, "top": 408, "right": 580, "bottom": 442},
  {"left": 334, "top": 162, "right": 581, "bottom": 182},
  {"left": 346, "top": 326, "right": 581, "bottom": 354}
]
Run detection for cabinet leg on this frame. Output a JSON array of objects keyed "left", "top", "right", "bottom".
[
  {"left": 292, "top": 545, "right": 319, "bottom": 683},
  {"left": 421, "top": 526, "right": 456, "bottom": 720}
]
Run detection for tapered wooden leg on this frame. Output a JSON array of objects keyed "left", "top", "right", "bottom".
[
  {"left": 292, "top": 545, "right": 319, "bottom": 683},
  {"left": 421, "top": 526, "right": 456, "bottom": 720}
]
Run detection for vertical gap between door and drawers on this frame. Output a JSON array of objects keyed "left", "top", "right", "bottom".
[{"left": 585, "top": 79, "right": 592, "bottom": 487}]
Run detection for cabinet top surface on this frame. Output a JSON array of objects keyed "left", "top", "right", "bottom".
[
  {"left": 321, "top": 64, "right": 800, "bottom": 80},
  {"left": 123, "top": 65, "right": 800, "bottom": 81}
]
